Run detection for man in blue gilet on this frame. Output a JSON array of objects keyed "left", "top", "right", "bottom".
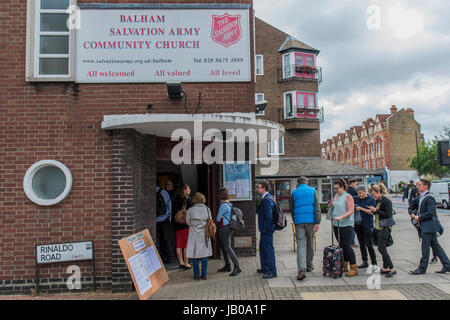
[{"left": 290, "top": 176, "right": 321, "bottom": 281}]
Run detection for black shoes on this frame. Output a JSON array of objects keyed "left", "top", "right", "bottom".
[
  {"left": 435, "top": 267, "right": 450, "bottom": 274},
  {"left": 194, "top": 276, "right": 200, "bottom": 280},
  {"left": 430, "top": 257, "right": 439, "bottom": 264},
  {"left": 257, "top": 269, "right": 268, "bottom": 274},
  {"left": 385, "top": 270, "right": 397, "bottom": 278},
  {"left": 410, "top": 268, "right": 426, "bottom": 275},
  {"left": 262, "top": 273, "right": 277, "bottom": 279},
  {"left": 218, "top": 266, "right": 232, "bottom": 272},
  {"left": 201, "top": 276, "right": 207, "bottom": 280},
  {"left": 358, "top": 261, "right": 369, "bottom": 269},
  {"left": 229, "top": 268, "right": 242, "bottom": 277}
]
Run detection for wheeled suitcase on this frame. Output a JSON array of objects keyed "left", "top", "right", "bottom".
[{"left": 322, "top": 221, "right": 344, "bottom": 278}]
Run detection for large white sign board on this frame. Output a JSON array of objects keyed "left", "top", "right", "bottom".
[
  {"left": 36, "top": 241, "right": 93, "bottom": 264},
  {"left": 76, "top": 9, "right": 251, "bottom": 83}
]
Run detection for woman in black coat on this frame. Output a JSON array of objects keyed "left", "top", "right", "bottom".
[{"left": 369, "top": 183, "right": 396, "bottom": 278}]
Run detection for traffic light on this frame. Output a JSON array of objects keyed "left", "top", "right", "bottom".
[{"left": 437, "top": 140, "right": 450, "bottom": 166}]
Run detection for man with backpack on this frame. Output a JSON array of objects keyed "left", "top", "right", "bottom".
[
  {"left": 290, "top": 176, "right": 321, "bottom": 281},
  {"left": 256, "top": 181, "right": 277, "bottom": 279}
]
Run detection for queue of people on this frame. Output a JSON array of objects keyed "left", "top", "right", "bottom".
[
  {"left": 155, "top": 177, "right": 449, "bottom": 283},
  {"left": 155, "top": 182, "right": 241, "bottom": 281}
]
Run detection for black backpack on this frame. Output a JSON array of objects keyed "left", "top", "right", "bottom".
[
  {"left": 156, "top": 189, "right": 167, "bottom": 217},
  {"left": 224, "top": 203, "right": 245, "bottom": 230},
  {"left": 267, "top": 195, "right": 287, "bottom": 231}
]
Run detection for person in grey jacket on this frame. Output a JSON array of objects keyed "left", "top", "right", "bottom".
[{"left": 186, "top": 192, "right": 213, "bottom": 280}]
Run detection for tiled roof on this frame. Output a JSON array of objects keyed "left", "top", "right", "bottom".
[
  {"left": 256, "top": 157, "right": 378, "bottom": 178},
  {"left": 278, "top": 35, "right": 320, "bottom": 54}
]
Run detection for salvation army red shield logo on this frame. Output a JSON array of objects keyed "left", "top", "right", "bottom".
[{"left": 211, "top": 13, "right": 242, "bottom": 47}]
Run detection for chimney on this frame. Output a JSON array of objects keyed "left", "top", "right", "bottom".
[
  {"left": 390, "top": 105, "right": 397, "bottom": 114},
  {"left": 406, "top": 108, "right": 414, "bottom": 116}
]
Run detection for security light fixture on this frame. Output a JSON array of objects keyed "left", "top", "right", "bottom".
[
  {"left": 167, "top": 82, "right": 184, "bottom": 99},
  {"left": 255, "top": 100, "right": 267, "bottom": 114}
]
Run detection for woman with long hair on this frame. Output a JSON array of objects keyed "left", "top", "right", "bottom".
[
  {"left": 216, "top": 188, "right": 241, "bottom": 276},
  {"left": 172, "top": 184, "right": 193, "bottom": 269},
  {"left": 369, "top": 183, "right": 396, "bottom": 277},
  {"left": 329, "top": 178, "right": 358, "bottom": 277}
]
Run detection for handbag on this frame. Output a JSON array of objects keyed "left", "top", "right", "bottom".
[
  {"left": 205, "top": 207, "right": 217, "bottom": 239},
  {"left": 326, "top": 195, "right": 337, "bottom": 220},
  {"left": 174, "top": 199, "right": 188, "bottom": 225},
  {"left": 354, "top": 210, "right": 363, "bottom": 225}
]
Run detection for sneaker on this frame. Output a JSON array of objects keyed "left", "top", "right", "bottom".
[
  {"left": 306, "top": 265, "right": 314, "bottom": 272},
  {"left": 297, "top": 271, "right": 306, "bottom": 281},
  {"left": 358, "top": 261, "right": 369, "bottom": 269},
  {"left": 430, "top": 257, "right": 438, "bottom": 264}
]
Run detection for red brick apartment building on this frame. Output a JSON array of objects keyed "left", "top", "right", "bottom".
[
  {"left": 254, "top": 18, "right": 377, "bottom": 213},
  {"left": 0, "top": 0, "right": 285, "bottom": 294},
  {"left": 321, "top": 105, "right": 423, "bottom": 188}
]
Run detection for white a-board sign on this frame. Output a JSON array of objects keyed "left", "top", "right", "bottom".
[{"left": 36, "top": 241, "right": 93, "bottom": 264}]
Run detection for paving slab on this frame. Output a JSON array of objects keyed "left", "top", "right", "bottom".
[{"left": 301, "top": 289, "right": 408, "bottom": 300}]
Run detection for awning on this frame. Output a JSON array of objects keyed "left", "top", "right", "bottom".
[
  {"left": 101, "top": 113, "right": 284, "bottom": 140},
  {"left": 256, "top": 157, "right": 380, "bottom": 178}
]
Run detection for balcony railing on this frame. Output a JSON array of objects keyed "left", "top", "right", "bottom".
[
  {"left": 277, "top": 64, "right": 322, "bottom": 84},
  {"left": 283, "top": 106, "right": 324, "bottom": 123}
]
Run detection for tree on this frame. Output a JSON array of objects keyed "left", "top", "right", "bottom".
[
  {"left": 438, "top": 125, "right": 450, "bottom": 141},
  {"left": 409, "top": 139, "right": 450, "bottom": 178}
]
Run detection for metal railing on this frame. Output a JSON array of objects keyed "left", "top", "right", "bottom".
[
  {"left": 283, "top": 106, "right": 324, "bottom": 123},
  {"left": 277, "top": 65, "right": 322, "bottom": 84}
]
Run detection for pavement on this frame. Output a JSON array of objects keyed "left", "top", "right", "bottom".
[{"left": 1, "top": 196, "right": 450, "bottom": 300}]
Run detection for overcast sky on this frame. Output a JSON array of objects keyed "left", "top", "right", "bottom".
[{"left": 253, "top": 0, "right": 450, "bottom": 142}]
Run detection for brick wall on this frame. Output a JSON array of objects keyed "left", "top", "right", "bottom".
[
  {"left": 255, "top": 18, "right": 321, "bottom": 157},
  {"left": 0, "top": 0, "right": 254, "bottom": 294},
  {"left": 386, "top": 109, "right": 422, "bottom": 170}
]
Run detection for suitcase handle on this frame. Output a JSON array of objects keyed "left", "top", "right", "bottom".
[{"left": 331, "top": 220, "right": 340, "bottom": 246}]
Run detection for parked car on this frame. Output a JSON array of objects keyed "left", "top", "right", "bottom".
[{"left": 430, "top": 181, "right": 450, "bottom": 209}]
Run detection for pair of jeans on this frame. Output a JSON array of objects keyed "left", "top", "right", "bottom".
[
  {"left": 259, "top": 230, "right": 277, "bottom": 275},
  {"left": 355, "top": 225, "right": 377, "bottom": 264},
  {"left": 295, "top": 223, "right": 315, "bottom": 272},
  {"left": 333, "top": 226, "right": 356, "bottom": 265},
  {"left": 376, "top": 227, "right": 394, "bottom": 269},
  {"left": 192, "top": 258, "right": 209, "bottom": 277},
  {"left": 220, "top": 225, "right": 240, "bottom": 269},
  {"left": 419, "top": 232, "right": 450, "bottom": 272}
]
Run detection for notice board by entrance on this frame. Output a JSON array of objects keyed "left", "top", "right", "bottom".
[{"left": 118, "top": 229, "right": 169, "bottom": 300}]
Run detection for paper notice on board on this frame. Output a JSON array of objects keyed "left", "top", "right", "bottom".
[
  {"left": 147, "top": 246, "right": 162, "bottom": 272},
  {"left": 128, "top": 254, "right": 152, "bottom": 294},
  {"left": 138, "top": 246, "right": 162, "bottom": 276},
  {"left": 226, "top": 181, "right": 236, "bottom": 196},
  {"left": 133, "top": 239, "right": 146, "bottom": 252},
  {"left": 236, "top": 179, "right": 250, "bottom": 198}
]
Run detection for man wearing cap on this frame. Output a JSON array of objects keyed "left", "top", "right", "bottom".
[{"left": 290, "top": 176, "right": 321, "bottom": 281}]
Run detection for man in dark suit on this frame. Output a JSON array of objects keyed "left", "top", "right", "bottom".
[
  {"left": 256, "top": 181, "right": 277, "bottom": 279},
  {"left": 410, "top": 179, "right": 450, "bottom": 275}
]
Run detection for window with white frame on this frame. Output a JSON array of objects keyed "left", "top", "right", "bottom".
[
  {"left": 268, "top": 137, "right": 284, "bottom": 155},
  {"left": 255, "top": 93, "right": 265, "bottom": 116},
  {"left": 27, "top": 0, "right": 75, "bottom": 80},
  {"left": 255, "top": 55, "right": 264, "bottom": 75},
  {"left": 282, "top": 53, "right": 292, "bottom": 78},
  {"left": 284, "top": 92, "right": 294, "bottom": 118}
]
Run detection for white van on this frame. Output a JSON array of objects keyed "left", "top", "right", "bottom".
[{"left": 430, "top": 181, "right": 450, "bottom": 209}]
